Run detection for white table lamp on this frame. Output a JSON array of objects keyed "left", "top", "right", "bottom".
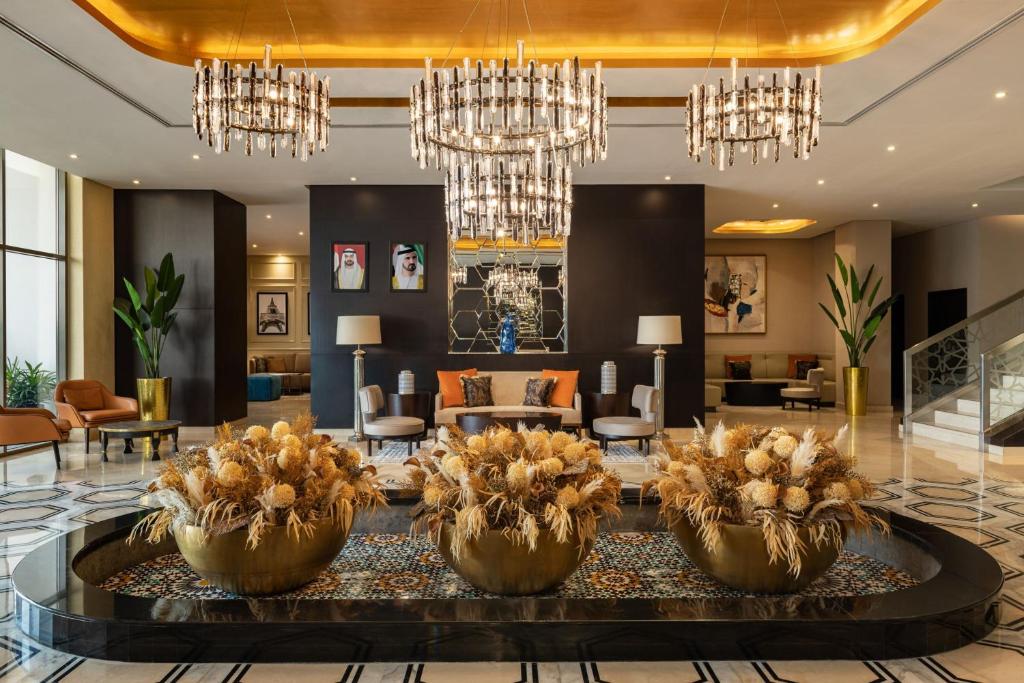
[
  {"left": 336, "top": 315, "right": 381, "bottom": 442},
  {"left": 637, "top": 315, "right": 682, "bottom": 440}
]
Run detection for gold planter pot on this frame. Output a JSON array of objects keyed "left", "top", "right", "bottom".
[
  {"left": 670, "top": 518, "right": 843, "bottom": 593},
  {"left": 137, "top": 377, "right": 172, "bottom": 421},
  {"left": 438, "top": 522, "right": 593, "bottom": 595},
  {"left": 173, "top": 518, "right": 350, "bottom": 595},
  {"left": 843, "top": 366, "right": 869, "bottom": 417}
]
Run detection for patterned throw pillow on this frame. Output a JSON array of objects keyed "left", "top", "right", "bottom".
[
  {"left": 252, "top": 356, "right": 268, "bottom": 373},
  {"left": 728, "top": 360, "right": 752, "bottom": 381},
  {"left": 460, "top": 375, "right": 494, "bottom": 408},
  {"left": 523, "top": 377, "right": 557, "bottom": 407},
  {"left": 795, "top": 360, "right": 819, "bottom": 381}
]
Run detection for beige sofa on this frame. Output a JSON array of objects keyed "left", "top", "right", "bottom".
[
  {"left": 249, "top": 352, "right": 311, "bottom": 393},
  {"left": 705, "top": 353, "right": 836, "bottom": 404},
  {"left": 434, "top": 371, "right": 583, "bottom": 427}
]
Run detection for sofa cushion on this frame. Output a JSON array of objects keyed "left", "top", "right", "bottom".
[
  {"left": 79, "top": 408, "right": 138, "bottom": 423},
  {"left": 438, "top": 369, "right": 477, "bottom": 408},
  {"left": 542, "top": 369, "right": 579, "bottom": 408},
  {"left": 523, "top": 377, "right": 557, "bottom": 407},
  {"left": 764, "top": 354, "right": 789, "bottom": 379},
  {"left": 724, "top": 355, "right": 751, "bottom": 378},
  {"left": 63, "top": 386, "right": 104, "bottom": 410},
  {"left": 818, "top": 357, "right": 836, "bottom": 381},
  {"left": 293, "top": 353, "right": 311, "bottom": 373},
  {"left": 266, "top": 356, "right": 288, "bottom": 373},
  {"left": 460, "top": 375, "right": 493, "bottom": 408},
  {"left": 704, "top": 354, "right": 726, "bottom": 379},
  {"left": 787, "top": 354, "right": 818, "bottom": 379}
]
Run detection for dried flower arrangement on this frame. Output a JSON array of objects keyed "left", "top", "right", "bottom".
[
  {"left": 131, "top": 415, "right": 386, "bottom": 548},
  {"left": 642, "top": 422, "right": 888, "bottom": 576},
  {"left": 405, "top": 425, "right": 622, "bottom": 561}
]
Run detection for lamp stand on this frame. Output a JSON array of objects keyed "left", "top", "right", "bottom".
[
  {"left": 349, "top": 346, "right": 366, "bottom": 443},
  {"left": 652, "top": 346, "right": 667, "bottom": 440}
]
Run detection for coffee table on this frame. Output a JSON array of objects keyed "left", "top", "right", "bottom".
[
  {"left": 456, "top": 411, "right": 562, "bottom": 434},
  {"left": 724, "top": 382, "right": 789, "bottom": 406},
  {"left": 98, "top": 420, "right": 181, "bottom": 461}
]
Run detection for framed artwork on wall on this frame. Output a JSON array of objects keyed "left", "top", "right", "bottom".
[
  {"left": 256, "top": 291, "right": 289, "bottom": 335},
  {"left": 704, "top": 255, "right": 767, "bottom": 334},
  {"left": 390, "top": 242, "right": 427, "bottom": 292},
  {"left": 332, "top": 242, "right": 369, "bottom": 292}
]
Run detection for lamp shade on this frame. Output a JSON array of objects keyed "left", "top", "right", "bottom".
[
  {"left": 336, "top": 315, "right": 381, "bottom": 345},
  {"left": 637, "top": 315, "right": 682, "bottom": 345}
]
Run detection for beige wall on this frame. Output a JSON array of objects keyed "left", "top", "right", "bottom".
[
  {"left": 834, "top": 220, "right": 893, "bottom": 408},
  {"left": 66, "top": 176, "right": 115, "bottom": 388},
  {"left": 247, "top": 254, "right": 310, "bottom": 359},
  {"left": 705, "top": 232, "right": 836, "bottom": 355}
]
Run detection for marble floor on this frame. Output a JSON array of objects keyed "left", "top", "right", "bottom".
[{"left": 0, "top": 401, "right": 1021, "bottom": 682}]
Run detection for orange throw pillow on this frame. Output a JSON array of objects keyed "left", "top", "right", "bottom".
[
  {"left": 787, "top": 354, "right": 818, "bottom": 379},
  {"left": 542, "top": 369, "right": 579, "bottom": 408},
  {"left": 724, "top": 355, "right": 752, "bottom": 379},
  {"left": 64, "top": 386, "right": 104, "bottom": 410},
  {"left": 438, "top": 369, "right": 477, "bottom": 408},
  {"left": 266, "top": 357, "right": 288, "bottom": 373}
]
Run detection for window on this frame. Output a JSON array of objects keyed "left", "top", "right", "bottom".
[{"left": 1, "top": 150, "right": 66, "bottom": 423}]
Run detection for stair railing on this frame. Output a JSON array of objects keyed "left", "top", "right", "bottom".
[
  {"left": 904, "top": 288, "right": 1024, "bottom": 436},
  {"left": 979, "top": 331, "right": 1024, "bottom": 450}
]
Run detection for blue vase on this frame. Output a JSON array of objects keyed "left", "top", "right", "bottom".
[{"left": 499, "top": 314, "right": 518, "bottom": 354}]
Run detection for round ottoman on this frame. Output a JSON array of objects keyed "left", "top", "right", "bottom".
[{"left": 247, "top": 374, "right": 283, "bottom": 402}]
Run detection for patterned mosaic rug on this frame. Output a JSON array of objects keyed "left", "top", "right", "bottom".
[
  {"left": 368, "top": 440, "right": 650, "bottom": 465},
  {"left": 99, "top": 531, "right": 917, "bottom": 600}
]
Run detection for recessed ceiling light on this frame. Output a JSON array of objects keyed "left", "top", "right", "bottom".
[
  {"left": 872, "top": 202, "right": 879, "bottom": 208},
  {"left": 772, "top": 203, "right": 779, "bottom": 209},
  {"left": 817, "top": 179, "right": 825, "bottom": 185},
  {"left": 252, "top": 243, "right": 258, "bottom": 248},
  {"left": 349, "top": 176, "right": 357, "bottom": 182},
  {"left": 886, "top": 145, "right": 896, "bottom": 152},
  {"left": 995, "top": 91, "right": 1007, "bottom": 99},
  {"left": 132, "top": 179, "right": 140, "bottom": 185},
  {"left": 712, "top": 218, "right": 817, "bottom": 235},
  {"left": 664, "top": 175, "right": 672, "bottom": 181},
  {"left": 192, "top": 154, "right": 200, "bottom": 160},
  {"left": 68, "top": 153, "right": 78, "bottom": 160},
  {"left": 265, "top": 214, "right": 272, "bottom": 219},
  {"left": 972, "top": 202, "right": 979, "bottom": 208}
]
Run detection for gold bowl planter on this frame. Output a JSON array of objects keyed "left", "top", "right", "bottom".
[
  {"left": 438, "top": 523, "right": 593, "bottom": 595},
  {"left": 173, "top": 518, "right": 349, "bottom": 595},
  {"left": 843, "top": 366, "right": 869, "bottom": 417},
  {"left": 670, "top": 518, "right": 843, "bottom": 593}
]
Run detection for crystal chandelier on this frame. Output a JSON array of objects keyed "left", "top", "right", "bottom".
[
  {"left": 486, "top": 260, "right": 540, "bottom": 308},
  {"left": 686, "top": 57, "right": 821, "bottom": 169}
]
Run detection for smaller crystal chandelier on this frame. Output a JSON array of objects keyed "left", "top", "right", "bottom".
[
  {"left": 450, "top": 265, "right": 468, "bottom": 285},
  {"left": 486, "top": 261, "right": 540, "bottom": 308},
  {"left": 686, "top": 57, "right": 821, "bottom": 169},
  {"left": 193, "top": 41, "right": 330, "bottom": 159}
]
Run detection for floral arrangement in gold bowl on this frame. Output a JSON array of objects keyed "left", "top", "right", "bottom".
[
  {"left": 404, "top": 425, "right": 622, "bottom": 595},
  {"left": 131, "top": 415, "right": 386, "bottom": 594},
  {"left": 642, "top": 422, "right": 888, "bottom": 593}
]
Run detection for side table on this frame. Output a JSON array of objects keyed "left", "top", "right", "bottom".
[
  {"left": 387, "top": 391, "right": 433, "bottom": 429},
  {"left": 582, "top": 392, "right": 630, "bottom": 436}
]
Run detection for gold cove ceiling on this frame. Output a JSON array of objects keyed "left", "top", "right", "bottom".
[{"left": 73, "top": 0, "right": 939, "bottom": 68}]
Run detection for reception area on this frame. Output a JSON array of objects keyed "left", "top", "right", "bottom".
[{"left": 0, "top": 1, "right": 1022, "bottom": 680}]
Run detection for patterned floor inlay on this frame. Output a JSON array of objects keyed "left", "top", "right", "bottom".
[
  {"left": 99, "top": 532, "right": 917, "bottom": 600},
  {"left": 368, "top": 440, "right": 650, "bottom": 465}
]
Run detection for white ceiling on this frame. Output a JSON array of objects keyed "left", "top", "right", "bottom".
[{"left": 1, "top": 0, "right": 1023, "bottom": 254}]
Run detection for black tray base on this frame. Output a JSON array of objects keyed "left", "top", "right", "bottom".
[{"left": 13, "top": 495, "right": 1002, "bottom": 662}]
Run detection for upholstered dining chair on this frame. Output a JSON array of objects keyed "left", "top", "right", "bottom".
[
  {"left": 358, "top": 385, "right": 426, "bottom": 458},
  {"left": 591, "top": 385, "right": 659, "bottom": 455},
  {"left": 0, "top": 406, "right": 71, "bottom": 466},
  {"left": 54, "top": 380, "right": 139, "bottom": 453},
  {"left": 781, "top": 367, "right": 826, "bottom": 411}
]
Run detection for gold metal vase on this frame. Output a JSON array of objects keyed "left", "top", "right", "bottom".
[
  {"left": 670, "top": 518, "right": 843, "bottom": 593},
  {"left": 173, "top": 518, "right": 350, "bottom": 595},
  {"left": 136, "top": 377, "right": 172, "bottom": 421},
  {"left": 843, "top": 366, "right": 869, "bottom": 417},
  {"left": 438, "top": 523, "right": 593, "bottom": 595}
]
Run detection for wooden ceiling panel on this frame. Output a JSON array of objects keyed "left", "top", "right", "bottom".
[{"left": 72, "top": 0, "right": 940, "bottom": 67}]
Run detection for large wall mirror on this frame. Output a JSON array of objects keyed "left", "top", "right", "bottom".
[{"left": 448, "top": 237, "right": 567, "bottom": 353}]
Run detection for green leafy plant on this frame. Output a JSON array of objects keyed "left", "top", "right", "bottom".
[
  {"left": 819, "top": 253, "right": 898, "bottom": 368},
  {"left": 5, "top": 357, "right": 57, "bottom": 408},
  {"left": 113, "top": 253, "right": 185, "bottom": 379}
]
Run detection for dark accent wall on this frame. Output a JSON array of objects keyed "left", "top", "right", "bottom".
[
  {"left": 114, "top": 190, "right": 247, "bottom": 425},
  {"left": 309, "top": 184, "right": 704, "bottom": 428}
]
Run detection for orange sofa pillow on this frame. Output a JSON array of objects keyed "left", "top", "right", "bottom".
[
  {"left": 438, "top": 369, "right": 477, "bottom": 408},
  {"left": 542, "top": 369, "right": 579, "bottom": 408},
  {"left": 787, "top": 354, "right": 818, "bottom": 379},
  {"left": 64, "top": 386, "right": 104, "bottom": 410},
  {"left": 724, "top": 355, "right": 752, "bottom": 379}
]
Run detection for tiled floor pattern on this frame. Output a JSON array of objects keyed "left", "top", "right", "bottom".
[
  {"left": 0, "top": 404, "right": 1020, "bottom": 681},
  {"left": 369, "top": 439, "right": 648, "bottom": 465}
]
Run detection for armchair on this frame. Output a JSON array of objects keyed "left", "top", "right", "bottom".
[
  {"left": 54, "top": 380, "right": 139, "bottom": 453},
  {"left": 0, "top": 406, "right": 70, "bottom": 466}
]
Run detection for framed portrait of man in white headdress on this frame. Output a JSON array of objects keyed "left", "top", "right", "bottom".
[
  {"left": 332, "top": 242, "right": 369, "bottom": 292},
  {"left": 390, "top": 242, "right": 427, "bottom": 292}
]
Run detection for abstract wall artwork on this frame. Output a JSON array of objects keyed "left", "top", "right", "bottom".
[{"left": 704, "top": 255, "right": 766, "bottom": 334}]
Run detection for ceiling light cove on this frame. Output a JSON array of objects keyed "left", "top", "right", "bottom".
[{"left": 713, "top": 219, "right": 817, "bottom": 235}]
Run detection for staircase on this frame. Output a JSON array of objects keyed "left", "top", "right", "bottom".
[{"left": 903, "top": 290, "right": 1024, "bottom": 457}]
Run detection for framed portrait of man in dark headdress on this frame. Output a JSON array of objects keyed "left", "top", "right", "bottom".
[{"left": 390, "top": 242, "right": 427, "bottom": 292}]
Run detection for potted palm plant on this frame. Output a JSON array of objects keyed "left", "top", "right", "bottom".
[
  {"left": 112, "top": 253, "right": 184, "bottom": 423},
  {"left": 819, "top": 253, "right": 897, "bottom": 416}
]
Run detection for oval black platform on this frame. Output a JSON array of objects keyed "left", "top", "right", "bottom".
[{"left": 13, "top": 498, "right": 1002, "bottom": 663}]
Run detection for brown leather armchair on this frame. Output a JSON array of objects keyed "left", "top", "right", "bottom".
[
  {"left": 54, "top": 380, "right": 139, "bottom": 453},
  {"left": 0, "top": 406, "right": 70, "bottom": 466}
]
